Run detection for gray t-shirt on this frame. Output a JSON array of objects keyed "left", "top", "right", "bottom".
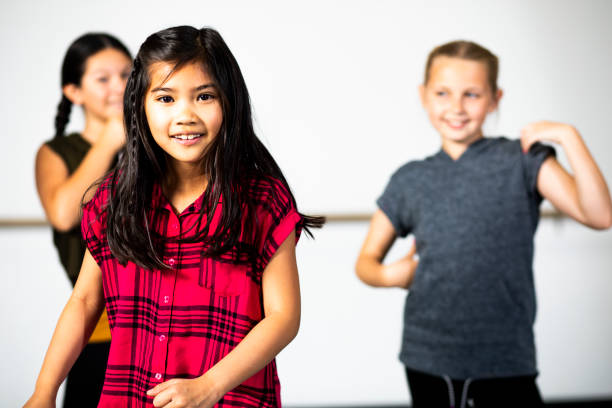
[{"left": 377, "top": 137, "right": 555, "bottom": 379}]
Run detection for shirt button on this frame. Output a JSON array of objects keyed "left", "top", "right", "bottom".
[
  {"left": 159, "top": 335, "right": 166, "bottom": 342},
  {"left": 163, "top": 295, "right": 170, "bottom": 304},
  {"left": 168, "top": 258, "right": 175, "bottom": 266},
  {"left": 155, "top": 373, "right": 162, "bottom": 380}
]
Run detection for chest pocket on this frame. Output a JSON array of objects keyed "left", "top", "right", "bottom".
[{"left": 199, "top": 258, "right": 247, "bottom": 296}]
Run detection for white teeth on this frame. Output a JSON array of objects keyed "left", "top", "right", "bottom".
[{"left": 173, "top": 134, "right": 201, "bottom": 140}]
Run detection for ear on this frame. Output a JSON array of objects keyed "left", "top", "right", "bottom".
[
  {"left": 63, "top": 84, "right": 83, "bottom": 105},
  {"left": 489, "top": 88, "right": 503, "bottom": 112},
  {"left": 418, "top": 84, "right": 426, "bottom": 107}
]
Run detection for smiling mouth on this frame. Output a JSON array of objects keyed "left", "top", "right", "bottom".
[
  {"left": 445, "top": 119, "right": 469, "bottom": 129},
  {"left": 171, "top": 133, "right": 204, "bottom": 140}
]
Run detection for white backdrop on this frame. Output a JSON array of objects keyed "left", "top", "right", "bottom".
[
  {"left": 1, "top": 0, "right": 611, "bottom": 216},
  {"left": 1, "top": 0, "right": 611, "bottom": 406}
]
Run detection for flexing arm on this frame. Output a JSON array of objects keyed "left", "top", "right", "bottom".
[
  {"left": 24, "top": 250, "right": 105, "bottom": 407},
  {"left": 355, "top": 209, "right": 417, "bottom": 288},
  {"left": 521, "top": 121, "right": 612, "bottom": 229},
  {"left": 35, "top": 117, "right": 124, "bottom": 231},
  {"left": 146, "top": 231, "right": 301, "bottom": 408}
]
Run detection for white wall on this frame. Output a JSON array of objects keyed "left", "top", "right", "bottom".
[
  {"left": 1, "top": 0, "right": 612, "bottom": 216},
  {"left": 1, "top": 0, "right": 611, "bottom": 406}
]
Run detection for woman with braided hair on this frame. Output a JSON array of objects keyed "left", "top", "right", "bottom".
[{"left": 34, "top": 32, "right": 131, "bottom": 407}]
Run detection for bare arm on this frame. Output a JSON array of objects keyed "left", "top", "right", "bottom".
[
  {"left": 355, "top": 209, "right": 417, "bottom": 288},
  {"left": 147, "top": 231, "right": 301, "bottom": 408},
  {"left": 521, "top": 121, "right": 612, "bottom": 229},
  {"left": 24, "top": 250, "right": 105, "bottom": 407},
  {"left": 35, "top": 117, "right": 124, "bottom": 231}
]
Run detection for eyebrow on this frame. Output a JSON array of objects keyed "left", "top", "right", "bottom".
[{"left": 150, "top": 84, "right": 216, "bottom": 93}]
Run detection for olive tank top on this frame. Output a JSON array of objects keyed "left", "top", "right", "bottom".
[{"left": 45, "top": 133, "right": 92, "bottom": 285}]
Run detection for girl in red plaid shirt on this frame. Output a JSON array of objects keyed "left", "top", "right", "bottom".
[{"left": 26, "top": 26, "right": 323, "bottom": 408}]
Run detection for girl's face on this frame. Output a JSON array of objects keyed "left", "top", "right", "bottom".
[
  {"left": 144, "top": 61, "right": 223, "bottom": 171},
  {"left": 66, "top": 48, "right": 131, "bottom": 121},
  {"left": 420, "top": 56, "right": 501, "bottom": 147}
]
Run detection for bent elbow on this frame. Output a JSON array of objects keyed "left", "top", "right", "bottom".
[
  {"left": 51, "top": 219, "right": 78, "bottom": 232},
  {"left": 585, "top": 214, "right": 612, "bottom": 230},
  {"left": 597, "top": 212, "right": 612, "bottom": 230},
  {"left": 46, "top": 205, "right": 79, "bottom": 232},
  {"left": 355, "top": 256, "right": 382, "bottom": 287},
  {"left": 288, "top": 317, "right": 300, "bottom": 343},
  {"left": 354, "top": 257, "right": 368, "bottom": 283},
  {"left": 279, "top": 313, "right": 300, "bottom": 349}
]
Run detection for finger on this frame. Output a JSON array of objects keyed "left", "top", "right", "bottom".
[
  {"left": 158, "top": 400, "right": 178, "bottom": 408},
  {"left": 520, "top": 131, "right": 538, "bottom": 153},
  {"left": 407, "top": 241, "right": 417, "bottom": 258},
  {"left": 148, "top": 379, "right": 174, "bottom": 396},
  {"left": 152, "top": 388, "right": 174, "bottom": 408}
]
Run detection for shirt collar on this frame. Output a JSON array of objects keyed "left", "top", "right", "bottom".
[{"left": 149, "top": 181, "right": 207, "bottom": 215}]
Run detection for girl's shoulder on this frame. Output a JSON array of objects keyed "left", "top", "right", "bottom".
[
  {"left": 480, "top": 136, "right": 555, "bottom": 162},
  {"left": 81, "top": 171, "right": 117, "bottom": 246},
  {"left": 483, "top": 136, "right": 520, "bottom": 153},
  {"left": 390, "top": 153, "right": 442, "bottom": 182},
  {"left": 82, "top": 171, "right": 117, "bottom": 214},
  {"left": 244, "top": 175, "right": 295, "bottom": 213}
]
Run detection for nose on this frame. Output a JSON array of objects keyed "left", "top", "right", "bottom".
[
  {"left": 450, "top": 95, "right": 465, "bottom": 114},
  {"left": 175, "top": 100, "right": 198, "bottom": 126}
]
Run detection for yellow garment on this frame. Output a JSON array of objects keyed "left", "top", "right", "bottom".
[{"left": 89, "top": 308, "right": 111, "bottom": 343}]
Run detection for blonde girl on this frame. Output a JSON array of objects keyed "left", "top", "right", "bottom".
[{"left": 356, "top": 40, "right": 612, "bottom": 407}]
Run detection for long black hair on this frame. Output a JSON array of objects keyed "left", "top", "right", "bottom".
[
  {"left": 106, "top": 26, "right": 324, "bottom": 270},
  {"left": 54, "top": 33, "right": 131, "bottom": 139}
]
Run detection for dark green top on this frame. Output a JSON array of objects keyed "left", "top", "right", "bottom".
[{"left": 45, "top": 133, "right": 92, "bottom": 286}]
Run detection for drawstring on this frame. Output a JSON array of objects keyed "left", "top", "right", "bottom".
[
  {"left": 460, "top": 378, "right": 473, "bottom": 408},
  {"left": 442, "top": 375, "right": 455, "bottom": 408},
  {"left": 442, "top": 375, "right": 473, "bottom": 408}
]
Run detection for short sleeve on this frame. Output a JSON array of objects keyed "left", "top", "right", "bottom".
[
  {"left": 81, "top": 176, "right": 112, "bottom": 265},
  {"left": 522, "top": 142, "right": 556, "bottom": 203},
  {"left": 256, "top": 178, "right": 303, "bottom": 270},
  {"left": 376, "top": 170, "right": 412, "bottom": 237}
]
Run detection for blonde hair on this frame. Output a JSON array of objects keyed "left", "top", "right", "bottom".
[{"left": 424, "top": 40, "right": 499, "bottom": 94}]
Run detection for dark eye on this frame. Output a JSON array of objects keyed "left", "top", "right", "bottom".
[
  {"left": 97, "top": 77, "right": 109, "bottom": 83},
  {"left": 435, "top": 91, "right": 447, "bottom": 97},
  {"left": 197, "top": 93, "right": 214, "bottom": 101},
  {"left": 156, "top": 95, "right": 173, "bottom": 103}
]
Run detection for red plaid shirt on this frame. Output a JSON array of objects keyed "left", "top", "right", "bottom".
[{"left": 81, "top": 174, "right": 302, "bottom": 407}]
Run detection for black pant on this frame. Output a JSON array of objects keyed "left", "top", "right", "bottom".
[
  {"left": 405, "top": 367, "right": 543, "bottom": 408},
  {"left": 63, "top": 341, "right": 110, "bottom": 407}
]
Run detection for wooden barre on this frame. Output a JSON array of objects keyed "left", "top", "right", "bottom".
[{"left": 0, "top": 210, "right": 565, "bottom": 228}]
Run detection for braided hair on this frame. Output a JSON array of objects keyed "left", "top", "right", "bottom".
[{"left": 54, "top": 33, "right": 131, "bottom": 139}]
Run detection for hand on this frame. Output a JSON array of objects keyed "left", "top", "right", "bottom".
[
  {"left": 520, "top": 121, "right": 578, "bottom": 152},
  {"left": 147, "top": 376, "right": 222, "bottom": 408},
  {"left": 97, "top": 115, "right": 126, "bottom": 154},
  {"left": 384, "top": 241, "right": 419, "bottom": 289}
]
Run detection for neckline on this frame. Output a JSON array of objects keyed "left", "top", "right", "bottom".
[
  {"left": 66, "top": 132, "right": 92, "bottom": 148},
  {"left": 437, "top": 137, "right": 488, "bottom": 163},
  {"left": 151, "top": 180, "right": 216, "bottom": 217}
]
